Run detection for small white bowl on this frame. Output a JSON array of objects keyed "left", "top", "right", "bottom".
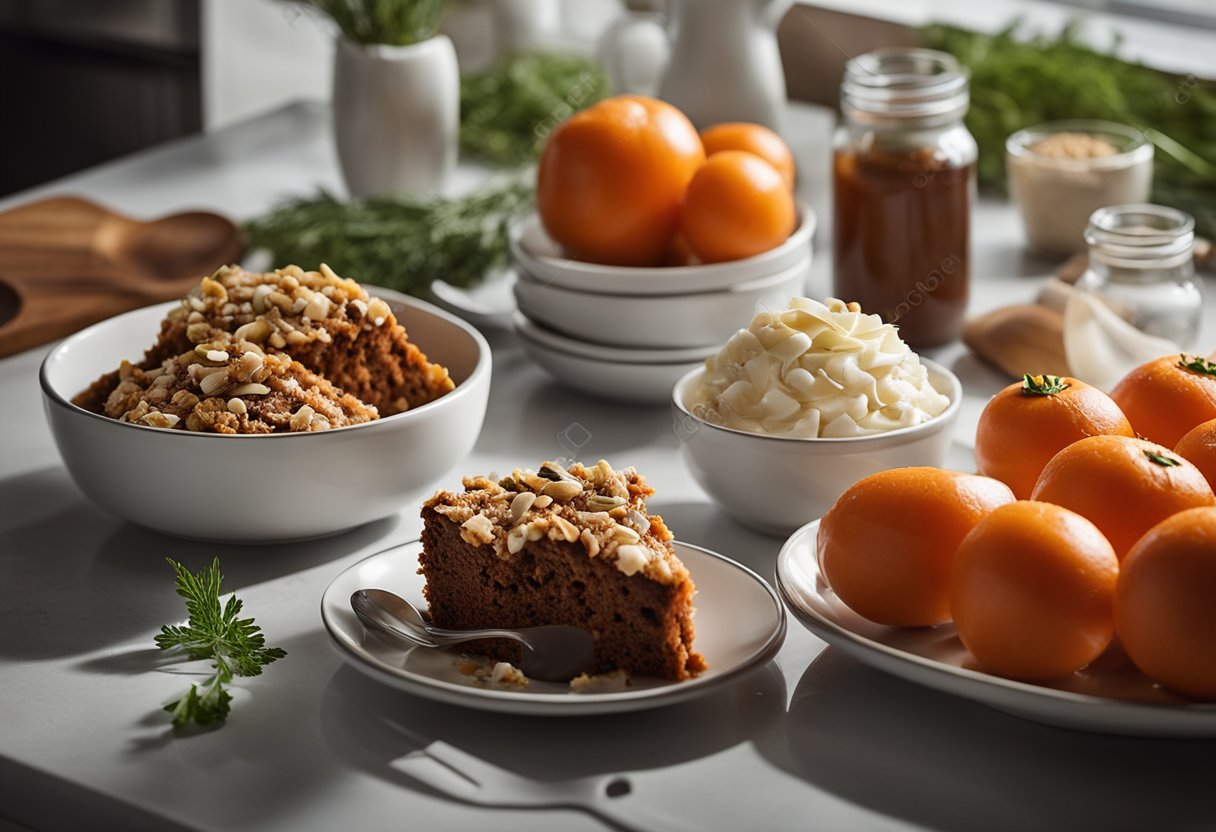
[
  {"left": 515, "top": 311, "right": 717, "bottom": 365},
  {"left": 513, "top": 256, "right": 809, "bottom": 349},
  {"left": 515, "top": 312, "right": 713, "bottom": 405},
  {"left": 510, "top": 204, "right": 815, "bottom": 296},
  {"left": 40, "top": 289, "right": 491, "bottom": 542},
  {"left": 671, "top": 359, "right": 962, "bottom": 536}
]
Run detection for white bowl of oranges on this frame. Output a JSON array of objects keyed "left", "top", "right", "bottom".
[{"left": 512, "top": 95, "right": 813, "bottom": 397}]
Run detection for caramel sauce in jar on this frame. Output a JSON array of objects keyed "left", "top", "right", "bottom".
[
  {"left": 833, "top": 146, "right": 973, "bottom": 347},
  {"left": 831, "top": 48, "right": 976, "bottom": 348}
]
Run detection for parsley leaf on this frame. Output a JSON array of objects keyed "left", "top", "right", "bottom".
[{"left": 156, "top": 558, "right": 286, "bottom": 728}]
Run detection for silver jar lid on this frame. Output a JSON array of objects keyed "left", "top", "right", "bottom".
[{"left": 841, "top": 48, "right": 969, "bottom": 125}]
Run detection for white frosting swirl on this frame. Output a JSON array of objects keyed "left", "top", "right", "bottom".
[{"left": 690, "top": 297, "right": 950, "bottom": 438}]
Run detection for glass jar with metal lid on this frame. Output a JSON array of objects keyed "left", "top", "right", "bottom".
[{"left": 832, "top": 48, "right": 976, "bottom": 348}]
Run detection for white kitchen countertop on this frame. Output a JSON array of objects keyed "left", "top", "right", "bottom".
[{"left": 1, "top": 101, "right": 1214, "bottom": 832}]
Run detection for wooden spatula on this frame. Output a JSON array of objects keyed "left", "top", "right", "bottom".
[{"left": 0, "top": 196, "right": 243, "bottom": 357}]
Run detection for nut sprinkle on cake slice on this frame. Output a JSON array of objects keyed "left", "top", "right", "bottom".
[
  {"left": 420, "top": 460, "right": 707, "bottom": 681},
  {"left": 99, "top": 335, "right": 377, "bottom": 434},
  {"left": 73, "top": 264, "right": 453, "bottom": 420}
]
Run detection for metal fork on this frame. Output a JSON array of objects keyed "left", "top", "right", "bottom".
[{"left": 391, "top": 740, "right": 702, "bottom": 832}]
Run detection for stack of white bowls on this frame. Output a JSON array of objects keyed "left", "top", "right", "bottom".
[{"left": 510, "top": 204, "right": 816, "bottom": 404}]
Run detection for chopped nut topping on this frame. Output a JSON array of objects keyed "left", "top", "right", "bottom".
[
  {"left": 235, "top": 351, "right": 263, "bottom": 381},
  {"left": 367, "top": 298, "right": 391, "bottom": 326},
  {"left": 228, "top": 383, "right": 270, "bottom": 396},
  {"left": 186, "top": 322, "right": 212, "bottom": 343},
  {"left": 507, "top": 524, "right": 528, "bottom": 555},
  {"left": 424, "top": 458, "right": 681, "bottom": 584},
  {"left": 139, "top": 411, "right": 180, "bottom": 429},
  {"left": 509, "top": 492, "right": 536, "bottom": 525},
  {"left": 624, "top": 509, "right": 650, "bottom": 535},
  {"left": 611, "top": 523, "right": 641, "bottom": 545},
  {"left": 615, "top": 544, "right": 650, "bottom": 576},
  {"left": 550, "top": 515, "right": 580, "bottom": 543},
  {"left": 289, "top": 404, "right": 315, "bottom": 431},
  {"left": 525, "top": 519, "right": 549, "bottom": 542},
  {"left": 233, "top": 318, "right": 273, "bottom": 343},
  {"left": 170, "top": 389, "right": 199, "bottom": 409},
  {"left": 460, "top": 512, "right": 495, "bottom": 546},
  {"left": 199, "top": 370, "right": 230, "bottom": 397},
  {"left": 540, "top": 479, "right": 583, "bottom": 501},
  {"left": 587, "top": 494, "right": 626, "bottom": 512}
]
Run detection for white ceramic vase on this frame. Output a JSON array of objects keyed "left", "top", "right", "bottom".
[{"left": 332, "top": 35, "right": 459, "bottom": 198}]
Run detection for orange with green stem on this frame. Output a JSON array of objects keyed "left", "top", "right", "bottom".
[
  {"left": 1031, "top": 434, "right": 1216, "bottom": 560},
  {"left": 974, "top": 373, "right": 1133, "bottom": 499},
  {"left": 1111, "top": 354, "right": 1216, "bottom": 448}
]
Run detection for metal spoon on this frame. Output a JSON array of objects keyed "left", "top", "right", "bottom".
[{"left": 351, "top": 589, "right": 596, "bottom": 682}]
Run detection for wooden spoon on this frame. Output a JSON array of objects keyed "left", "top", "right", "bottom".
[
  {"left": 0, "top": 196, "right": 243, "bottom": 357},
  {"left": 962, "top": 303, "right": 1070, "bottom": 380}
]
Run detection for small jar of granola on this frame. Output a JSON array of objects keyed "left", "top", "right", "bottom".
[{"left": 1006, "top": 120, "right": 1154, "bottom": 255}]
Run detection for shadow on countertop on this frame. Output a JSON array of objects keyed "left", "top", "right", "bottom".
[
  {"left": 0, "top": 465, "right": 396, "bottom": 660},
  {"left": 473, "top": 365, "right": 676, "bottom": 462},
  {"left": 317, "top": 658, "right": 788, "bottom": 785},
  {"left": 773, "top": 648, "right": 1216, "bottom": 832}
]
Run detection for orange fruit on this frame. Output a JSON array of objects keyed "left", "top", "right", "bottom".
[
  {"left": 950, "top": 501, "right": 1118, "bottom": 681},
  {"left": 1175, "top": 417, "right": 1216, "bottom": 492},
  {"left": 679, "top": 150, "right": 796, "bottom": 264},
  {"left": 817, "top": 467, "right": 1015, "bottom": 627},
  {"left": 1116, "top": 507, "right": 1216, "bottom": 699},
  {"left": 700, "top": 122, "right": 796, "bottom": 190},
  {"left": 975, "top": 373, "right": 1133, "bottom": 499},
  {"left": 1110, "top": 354, "right": 1216, "bottom": 448},
  {"left": 536, "top": 95, "right": 704, "bottom": 267},
  {"left": 660, "top": 233, "right": 697, "bottom": 267},
  {"left": 1031, "top": 435, "right": 1216, "bottom": 560}
]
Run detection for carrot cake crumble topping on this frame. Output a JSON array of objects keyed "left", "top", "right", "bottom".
[{"left": 73, "top": 264, "right": 453, "bottom": 433}]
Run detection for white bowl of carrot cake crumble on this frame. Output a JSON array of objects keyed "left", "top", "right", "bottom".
[{"left": 39, "top": 265, "right": 491, "bottom": 542}]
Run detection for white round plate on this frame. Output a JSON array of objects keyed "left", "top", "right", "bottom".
[
  {"left": 429, "top": 269, "right": 516, "bottom": 330},
  {"left": 777, "top": 520, "right": 1216, "bottom": 736},
  {"left": 322, "top": 539, "right": 786, "bottom": 715}
]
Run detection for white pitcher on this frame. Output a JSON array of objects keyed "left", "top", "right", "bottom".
[{"left": 599, "top": 0, "right": 791, "bottom": 134}]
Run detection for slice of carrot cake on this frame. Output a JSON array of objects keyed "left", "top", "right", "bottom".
[
  {"left": 420, "top": 460, "right": 706, "bottom": 681},
  {"left": 99, "top": 335, "right": 377, "bottom": 434},
  {"left": 73, "top": 264, "right": 452, "bottom": 420}
]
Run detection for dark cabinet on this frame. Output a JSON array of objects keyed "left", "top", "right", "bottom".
[{"left": 0, "top": 0, "right": 202, "bottom": 196}]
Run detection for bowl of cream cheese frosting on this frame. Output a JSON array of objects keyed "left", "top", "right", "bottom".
[{"left": 672, "top": 297, "right": 961, "bottom": 535}]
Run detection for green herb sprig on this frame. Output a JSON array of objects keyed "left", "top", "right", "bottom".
[
  {"left": 461, "top": 53, "right": 610, "bottom": 167},
  {"left": 923, "top": 20, "right": 1216, "bottom": 240},
  {"left": 244, "top": 182, "right": 533, "bottom": 297},
  {"left": 156, "top": 558, "right": 286, "bottom": 728},
  {"left": 285, "top": 0, "right": 444, "bottom": 46}
]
